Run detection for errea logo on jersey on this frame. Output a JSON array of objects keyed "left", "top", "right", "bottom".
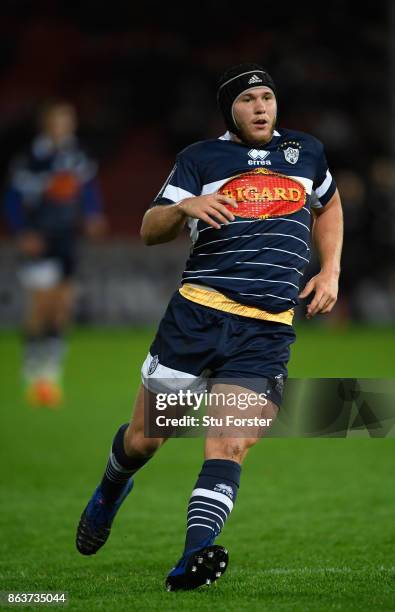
[{"left": 248, "top": 149, "right": 271, "bottom": 166}]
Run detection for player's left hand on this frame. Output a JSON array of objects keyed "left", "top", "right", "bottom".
[{"left": 299, "top": 271, "right": 339, "bottom": 319}]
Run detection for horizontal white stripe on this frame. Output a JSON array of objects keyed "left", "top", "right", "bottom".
[
  {"left": 197, "top": 246, "right": 309, "bottom": 263},
  {"left": 265, "top": 217, "right": 310, "bottom": 231},
  {"left": 194, "top": 232, "right": 310, "bottom": 251},
  {"left": 187, "top": 523, "right": 215, "bottom": 532},
  {"left": 199, "top": 220, "right": 255, "bottom": 233},
  {"left": 218, "top": 70, "right": 267, "bottom": 90},
  {"left": 199, "top": 216, "right": 310, "bottom": 233},
  {"left": 187, "top": 515, "right": 221, "bottom": 531},
  {"left": 141, "top": 352, "right": 208, "bottom": 395},
  {"left": 198, "top": 249, "right": 258, "bottom": 255},
  {"left": 260, "top": 246, "right": 309, "bottom": 262},
  {"left": 188, "top": 500, "right": 228, "bottom": 518},
  {"left": 315, "top": 170, "right": 332, "bottom": 198},
  {"left": 109, "top": 454, "right": 133, "bottom": 474},
  {"left": 183, "top": 275, "right": 299, "bottom": 289},
  {"left": 235, "top": 261, "right": 303, "bottom": 275},
  {"left": 289, "top": 175, "right": 313, "bottom": 194},
  {"left": 192, "top": 487, "right": 234, "bottom": 512},
  {"left": 162, "top": 184, "right": 195, "bottom": 202},
  {"left": 239, "top": 292, "right": 293, "bottom": 302},
  {"left": 184, "top": 269, "right": 218, "bottom": 273},
  {"left": 142, "top": 352, "right": 194, "bottom": 379},
  {"left": 188, "top": 507, "right": 225, "bottom": 525},
  {"left": 184, "top": 268, "right": 218, "bottom": 274}
]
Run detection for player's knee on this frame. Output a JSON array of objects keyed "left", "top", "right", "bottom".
[
  {"left": 207, "top": 437, "right": 259, "bottom": 462},
  {"left": 124, "top": 427, "right": 163, "bottom": 458}
]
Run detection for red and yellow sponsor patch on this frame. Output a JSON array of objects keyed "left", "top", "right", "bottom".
[
  {"left": 45, "top": 172, "right": 81, "bottom": 203},
  {"left": 218, "top": 168, "right": 306, "bottom": 219}
]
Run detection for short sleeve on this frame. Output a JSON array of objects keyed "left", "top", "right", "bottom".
[
  {"left": 150, "top": 151, "right": 202, "bottom": 208},
  {"left": 311, "top": 141, "right": 336, "bottom": 208}
]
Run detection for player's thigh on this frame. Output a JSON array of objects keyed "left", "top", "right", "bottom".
[
  {"left": 204, "top": 383, "right": 279, "bottom": 463},
  {"left": 28, "top": 288, "right": 56, "bottom": 327},
  {"left": 51, "top": 281, "right": 74, "bottom": 325}
]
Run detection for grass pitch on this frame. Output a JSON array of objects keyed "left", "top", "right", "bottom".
[{"left": 0, "top": 326, "right": 394, "bottom": 611}]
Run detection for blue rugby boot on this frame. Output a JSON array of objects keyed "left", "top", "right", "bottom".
[
  {"left": 76, "top": 479, "right": 133, "bottom": 555},
  {"left": 165, "top": 540, "right": 229, "bottom": 591}
]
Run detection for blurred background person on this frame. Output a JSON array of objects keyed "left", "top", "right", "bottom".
[{"left": 3, "top": 101, "right": 105, "bottom": 407}]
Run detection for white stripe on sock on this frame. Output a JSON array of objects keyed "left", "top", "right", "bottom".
[
  {"left": 187, "top": 515, "right": 222, "bottom": 531},
  {"left": 188, "top": 500, "right": 228, "bottom": 518},
  {"left": 187, "top": 523, "right": 215, "bottom": 532},
  {"left": 191, "top": 487, "right": 234, "bottom": 512},
  {"left": 188, "top": 507, "right": 225, "bottom": 525}
]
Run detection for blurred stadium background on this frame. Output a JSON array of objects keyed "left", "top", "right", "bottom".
[
  {"left": 0, "top": 2, "right": 394, "bottom": 610},
  {"left": 0, "top": 0, "right": 394, "bottom": 325}
]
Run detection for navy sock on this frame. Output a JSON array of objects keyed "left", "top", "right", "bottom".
[
  {"left": 184, "top": 459, "right": 241, "bottom": 554},
  {"left": 100, "top": 424, "right": 152, "bottom": 503}
]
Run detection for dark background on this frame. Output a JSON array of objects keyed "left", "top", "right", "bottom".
[{"left": 0, "top": 0, "right": 393, "bottom": 322}]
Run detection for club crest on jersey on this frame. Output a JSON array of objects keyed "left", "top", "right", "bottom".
[
  {"left": 278, "top": 140, "right": 302, "bottom": 165},
  {"left": 283, "top": 147, "right": 299, "bottom": 164},
  {"left": 218, "top": 168, "right": 306, "bottom": 219},
  {"left": 248, "top": 149, "right": 271, "bottom": 166}
]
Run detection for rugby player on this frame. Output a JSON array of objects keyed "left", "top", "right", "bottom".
[
  {"left": 76, "top": 64, "right": 343, "bottom": 590},
  {"left": 4, "top": 102, "right": 105, "bottom": 406}
]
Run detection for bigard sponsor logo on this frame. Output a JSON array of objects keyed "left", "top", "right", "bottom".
[{"left": 219, "top": 168, "right": 306, "bottom": 219}]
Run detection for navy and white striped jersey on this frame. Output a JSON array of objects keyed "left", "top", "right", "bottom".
[{"left": 152, "top": 129, "right": 336, "bottom": 313}]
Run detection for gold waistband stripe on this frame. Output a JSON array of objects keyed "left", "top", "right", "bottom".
[{"left": 179, "top": 283, "right": 294, "bottom": 325}]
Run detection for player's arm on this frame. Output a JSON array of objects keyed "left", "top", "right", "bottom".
[
  {"left": 140, "top": 194, "right": 238, "bottom": 246},
  {"left": 299, "top": 188, "right": 343, "bottom": 319},
  {"left": 80, "top": 179, "right": 107, "bottom": 238}
]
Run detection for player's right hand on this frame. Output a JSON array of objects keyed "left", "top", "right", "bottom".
[
  {"left": 177, "top": 194, "right": 238, "bottom": 229},
  {"left": 18, "top": 231, "right": 45, "bottom": 257}
]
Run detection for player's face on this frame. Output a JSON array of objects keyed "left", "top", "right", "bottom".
[
  {"left": 232, "top": 87, "right": 277, "bottom": 146},
  {"left": 43, "top": 105, "right": 77, "bottom": 144}
]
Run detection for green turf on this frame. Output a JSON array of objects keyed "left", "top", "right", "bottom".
[{"left": 0, "top": 327, "right": 394, "bottom": 611}]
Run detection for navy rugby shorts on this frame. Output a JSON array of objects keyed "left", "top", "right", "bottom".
[{"left": 141, "top": 291, "right": 296, "bottom": 407}]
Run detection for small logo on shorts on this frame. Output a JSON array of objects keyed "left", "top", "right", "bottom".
[
  {"left": 148, "top": 355, "right": 159, "bottom": 375},
  {"left": 214, "top": 483, "right": 234, "bottom": 499}
]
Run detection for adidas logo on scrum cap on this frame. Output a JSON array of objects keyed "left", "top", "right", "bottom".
[{"left": 248, "top": 74, "right": 263, "bottom": 84}]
